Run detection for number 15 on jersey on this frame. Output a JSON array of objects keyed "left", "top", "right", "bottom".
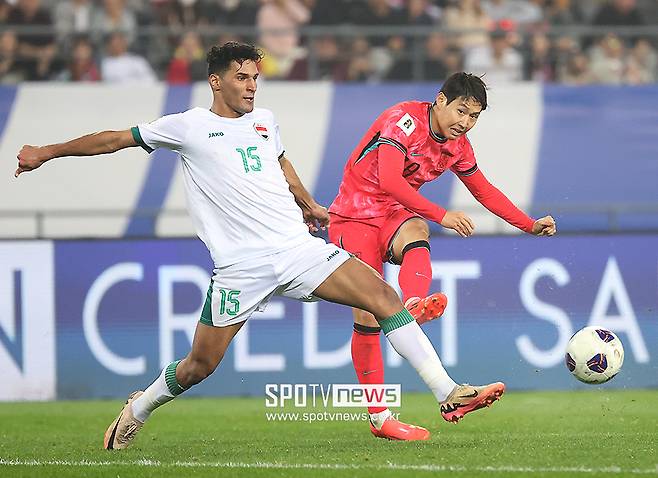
[{"left": 236, "top": 147, "right": 261, "bottom": 173}]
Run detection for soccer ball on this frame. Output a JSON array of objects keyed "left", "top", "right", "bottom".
[{"left": 565, "top": 326, "right": 624, "bottom": 384}]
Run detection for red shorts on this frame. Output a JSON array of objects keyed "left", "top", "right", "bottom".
[{"left": 328, "top": 209, "right": 421, "bottom": 275}]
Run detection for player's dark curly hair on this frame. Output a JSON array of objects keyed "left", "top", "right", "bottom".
[
  {"left": 439, "top": 72, "right": 488, "bottom": 110},
  {"left": 207, "top": 41, "right": 263, "bottom": 76}
]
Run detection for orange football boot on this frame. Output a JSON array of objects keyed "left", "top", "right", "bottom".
[
  {"left": 369, "top": 416, "right": 430, "bottom": 441},
  {"left": 405, "top": 292, "right": 448, "bottom": 325}
]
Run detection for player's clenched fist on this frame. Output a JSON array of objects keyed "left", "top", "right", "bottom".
[
  {"left": 440, "top": 210, "right": 475, "bottom": 237},
  {"left": 15, "top": 145, "right": 50, "bottom": 177},
  {"left": 531, "top": 215, "right": 556, "bottom": 236},
  {"left": 303, "top": 203, "right": 330, "bottom": 233}
]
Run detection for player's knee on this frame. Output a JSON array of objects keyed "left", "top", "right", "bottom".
[
  {"left": 403, "top": 219, "right": 430, "bottom": 240},
  {"left": 381, "top": 282, "right": 402, "bottom": 308},
  {"left": 366, "top": 280, "right": 402, "bottom": 315},
  {"left": 413, "top": 221, "right": 430, "bottom": 239}
]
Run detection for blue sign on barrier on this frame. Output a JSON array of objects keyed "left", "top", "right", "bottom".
[{"left": 1, "top": 235, "right": 656, "bottom": 400}]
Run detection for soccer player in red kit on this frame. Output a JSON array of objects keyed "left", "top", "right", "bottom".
[{"left": 329, "top": 73, "right": 556, "bottom": 441}]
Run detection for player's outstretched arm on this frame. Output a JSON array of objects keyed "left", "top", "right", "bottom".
[
  {"left": 15, "top": 129, "right": 137, "bottom": 177},
  {"left": 278, "top": 155, "right": 329, "bottom": 232},
  {"left": 458, "top": 168, "right": 555, "bottom": 235}
]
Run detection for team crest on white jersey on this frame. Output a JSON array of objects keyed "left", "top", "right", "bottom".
[
  {"left": 254, "top": 123, "right": 269, "bottom": 140},
  {"left": 396, "top": 113, "right": 416, "bottom": 136}
]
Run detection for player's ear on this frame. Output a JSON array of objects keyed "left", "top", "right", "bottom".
[
  {"left": 436, "top": 92, "right": 447, "bottom": 107},
  {"left": 209, "top": 74, "right": 221, "bottom": 92}
]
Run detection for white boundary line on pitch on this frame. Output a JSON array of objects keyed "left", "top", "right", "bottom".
[{"left": 1, "top": 459, "right": 658, "bottom": 474}]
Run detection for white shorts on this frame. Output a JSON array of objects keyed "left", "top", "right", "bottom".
[{"left": 199, "top": 236, "right": 351, "bottom": 327}]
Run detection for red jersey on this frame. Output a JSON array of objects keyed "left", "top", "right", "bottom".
[
  {"left": 330, "top": 101, "right": 476, "bottom": 219},
  {"left": 329, "top": 100, "right": 535, "bottom": 232}
]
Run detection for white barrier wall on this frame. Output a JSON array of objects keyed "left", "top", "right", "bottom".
[
  {"left": 6, "top": 83, "right": 655, "bottom": 238},
  {"left": 0, "top": 82, "right": 334, "bottom": 237}
]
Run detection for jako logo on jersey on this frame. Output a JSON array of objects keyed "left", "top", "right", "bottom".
[
  {"left": 396, "top": 113, "right": 416, "bottom": 136},
  {"left": 254, "top": 123, "right": 269, "bottom": 140},
  {"left": 209, "top": 131, "right": 224, "bottom": 138},
  {"left": 326, "top": 250, "right": 340, "bottom": 261}
]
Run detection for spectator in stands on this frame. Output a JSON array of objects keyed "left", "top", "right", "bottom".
[
  {"left": 591, "top": 0, "right": 644, "bottom": 47},
  {"left": 349, "top": 0, "right": 406, "bottom": 47},
  {"left": 201, "top": 0, "right": 259, "bottom": 25},
  {"left": 589, "top": 33, "right": 625, "bottom": 84},
  {"left": 464, "top": 25, "right": 523, "bottom": 83},
  {"left": 481, "top": 0, "right": 543, "bottom": 27},
  {"left": 287, "top": 34, "right": 348, "bottom": 81},
  {"left": 553, "top": 33, "right": 579, "bottom": 69},
  {"left": 346, "top": 36, "right": 375, "bottom": 82},
  {"left": 545, "top": 0, "right": 585, "bottom": 26},
  {"left": 166, "top": 31, "right": 207, "bottom": 84},
  {"left": 442, "top": 0, "right": 491, "bottom": 51},
  {"left": 384, "top": 35, "right": 413, "bottom": 81},
  {"left": 0, "top": 1, "right": 10, "bottom": 22},
  {"left": 443, "top": 45, "right": 464, "bottom": 76},
  {"left": 560, "top": 51, "right": 594, "bottom": 84},
  {"left": 161, "top": 0, "right": 208, "bottom": 27},
  {"left": 8, "top": 0, "right": 57, "bottom": 80},
  {"left": 91, "top": 0, "right": 138, "bottom": 48},
  {"left": 56, "top": 35, "right": 100, "bottom": 81},
  {"left": 423, "top": 32, "right": 450, "bottom": 80},
  {"left": 348, "top": 0, "right": 409, "bottom": 79},
  {"left": 404, "top": 0, "right": 439, "bottom": 25},
  {"left": 257, "top": 0, "right": 310, "bottom": 78},
  {"left": 54, "top": 0, "right": 96, "bottom": 51},
  {"left": 625, "top": 38, "right": 657, "bottom": 84},
  {"left": 384, "top": 32, "right": 454, "bottom": 81},
  {"left": 100, "top": 31, "right": 157, "bottom": 83},
  {"left": 592, "top": 0, "right": 644, "bottom": 28},
  {"left": 0, "top": 29, "right": 24, "bottom": 83},
  {"left": 306, "top": 0, "right": 348, "bottom": 25},
  {"left": 523, "top": 32, "right": 555, "bottom": 81},
  {"left": 215, "top": 33, "right": 244, "bottom": 48}
]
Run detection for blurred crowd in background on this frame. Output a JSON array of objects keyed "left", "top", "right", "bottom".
[{"left": 0, "top": 0, "right": 656, "bottom": 84}]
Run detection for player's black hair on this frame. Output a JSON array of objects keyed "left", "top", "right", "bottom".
[
  {"left": 207, "top": 41, "right": 263, "bottom": 76},
  {"left": 439, "top": 72, "right": 488, "bottom": 110}
]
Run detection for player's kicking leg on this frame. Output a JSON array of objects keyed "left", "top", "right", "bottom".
[
  {"left": 390, "top": 217, "right": 447, "bottom": 325},
  {"left": 313, "top": 257, "right": 504, "bottom": 429},
  {"left": 104, "top": 320, "right": 244, "bottom": 450},
  {"left": 332, "top": 216, "right": 446, "bottom": 440}
]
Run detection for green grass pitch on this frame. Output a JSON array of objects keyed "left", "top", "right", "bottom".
[{"left": 1, "top": 390, "right": 656, "bottom": 478}]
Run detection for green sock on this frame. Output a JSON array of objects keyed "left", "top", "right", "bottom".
[
  {"left": 379, "top": 308, "right": 414, "bottom": 335},
  {"left": 165, "top": 360, "right": 186, "bottom": 396}
]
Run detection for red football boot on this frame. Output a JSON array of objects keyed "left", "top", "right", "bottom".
[
  {"left": 369, "top": 416, "right": 430, "bottom": 441},
  {"left": 405, "top": 292, "right": 448, "bottom": 325}
]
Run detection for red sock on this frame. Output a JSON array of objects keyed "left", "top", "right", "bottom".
[
  {"left": 398, "top": 246, "right": 432, "bottom": 302},
  {"left": 351, "top": 325, "right": 386, "bottom": 414}
]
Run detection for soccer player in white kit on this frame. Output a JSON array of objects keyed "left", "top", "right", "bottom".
[{"left": 15, "top": 42, "right": 504, "bottom": 449}]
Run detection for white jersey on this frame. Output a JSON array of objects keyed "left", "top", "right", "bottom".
[{"left": 133, "top": 107, "right": 310, "bottom": 267}]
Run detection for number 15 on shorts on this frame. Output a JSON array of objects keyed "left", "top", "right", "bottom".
[{"left": 218, "top": 289, "right": 241, "bottom": 316}]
